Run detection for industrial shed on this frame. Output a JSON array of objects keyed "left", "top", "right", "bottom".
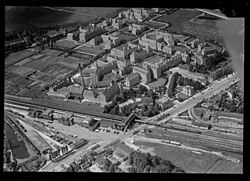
[{"left": 26, "top": 130, "right": 53, "bottom": 154}]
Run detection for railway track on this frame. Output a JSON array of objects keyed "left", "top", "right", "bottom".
[
  {"left": 4, "top": 97, "right": 125, "bottom": 122},
  {"left": 150, "top": 129, "right": 243, "bottom": 151}
]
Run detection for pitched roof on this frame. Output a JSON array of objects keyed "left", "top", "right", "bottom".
[{"left": 127, "top": 73, "right": 140, "bottom": 81}]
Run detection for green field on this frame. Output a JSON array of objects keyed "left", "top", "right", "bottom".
[
  {"left": 156, "top": 9, "right": 201, "bottom": 34},
  {"left": 4, "top": 122, "right": 30, "bottom": 159},
  {"left": 135, "top": 141, "right": 242, "bottom": 173},
  {"left": 144, "top": 21, "right": 166, "bottom": 28}
]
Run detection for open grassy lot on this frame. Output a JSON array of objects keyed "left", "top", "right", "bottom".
[
  {"left": 76, "top": 45, "right": 104, "bottom": 55},
  {"left": 42, "top": 49, "right": 63, "bottom": 56},
  {"left": 135, "top": 140, "right": 218, "bottom": 173},
  {"left": 28, "top": 71, "right": 43, "bottom": 79},
  {"left": 5, "top": 49, "right": 38, "bottom": 67},
  {"left": 5, "top": 83, "right": 26, "bottom": 95},
  {"left": 156, "top": 9, "right": 201, "bottom": 33},
  {"left": 57, "top": 57, "right": 90, "bottom": 70},
  {"left": 40, "top": 64, "right": 72, "bottom": 77},
  {"left": 5, "top": 72, "right": 18, "bottom": 82},
  {"left": 20, "top": 82, "right": 47, "bottom": 98},
  {"left": 135, "top": 141, "right": 242, "bottom": 173},
  {"left": 14, "top": 58, "right": 33, "bottom": 66},
  {"left": 182, "top": 21, "right": 223, "bottom": 43},
  {"left": 23, "top": 59, "right": 52, "bottom": 70},
  {"left": 144, "top": 21, "right": 166, "bottom": 28},
  {"left": 9, "top": 66, "right": 35, "bottom": 76},
  {"left": 55, "top": 39, "right": 79, "bottom": 49},
  {"left": 4, "top": 122, "right": 31, "bottom": 159},
  {"left": 5, "top": 81, "right": 12, "bottom": 88},
  {"left": 21, "top": 55, "right": 57, "bottom": 71},
  {"left": 36, "top": 74, "right": 56, "bottom": 84}
]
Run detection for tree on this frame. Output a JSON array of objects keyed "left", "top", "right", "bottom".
[
  {"left": 143, "top": 165, "right": 150, "bottom": 173},
  {"left": 151, "top": 156, "right": 160, "bottom": 166},
  {"left": 108, "top": 164, "right": 115, "bottom": 173},
  {"left": 128, "top": 167, "right": 136, "bottom": 173},
  {"left": 177, "top": 76, "right": 184, "bottom": 86},
  {"left": 188, "top": 63, "right": 194, "bottom": 72},
  {"left": 103, "top": 105, "right": 110, "bottom": 113},
  {"left": 110, "top": 105, "right": 119, "bottom": 115}
]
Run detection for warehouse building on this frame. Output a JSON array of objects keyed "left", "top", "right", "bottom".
[
  {"left": 73, "top": 116, "right": 97, "bottom": 128},
  {"left": 26, "top": 130, "right": 53, "bottom": 155}
]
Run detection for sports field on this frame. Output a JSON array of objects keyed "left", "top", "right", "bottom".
[{"left": 156, "top": 9, "right": 201, "bottom": 34}]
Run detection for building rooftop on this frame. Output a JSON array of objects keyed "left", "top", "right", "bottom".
[
  {"left": 127, "top": 72, "right": 140, "bottom": 81},
  {"left": 73, "top": 117, "right": 84, "bottom": 123},
  {"left": 26, "top": 130, "right": 52, "bottom": 154},
  {"left": 95, "top": 156, "right": 105, "bottom": 166},
  {"left": 147, "top": 78, "right": 167, "bottom": 89},
  {"left": 157, "top": 96, "right": 170, "bottom": 104},
  {"left": 174, "top": 45, "right": 190, "bottom": 53},
  {"left": 144, "top": 55, "right": 165, "bottom": 65},
  {"left": 69, "top": 86, "right": 84, "bottom": 95},
  {"left": 103, "top": 72, "right": 116, "bottom": 81},
  {"left": 92, "top": 80, "right": 111, "bottom": 87},
  {"left": 118, "top": 99, "right": 134, "bottom": 108},
  {"left": 42, "top": 109, "right": 53, "bottom": 116}
]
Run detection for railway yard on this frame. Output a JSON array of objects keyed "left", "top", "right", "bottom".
[{"left": 4, "top": 7, "right": 244, "bottom": 173}]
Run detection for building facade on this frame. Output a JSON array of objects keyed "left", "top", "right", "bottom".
[
  {"left": 125, "top": 73, "right": 140, "bottom": 87},
  {"left": 129, "top": 23, "right": 147, "bottom": 35},
  {"left": 79, "top": 24, "right": 103, "bottom": 42}
]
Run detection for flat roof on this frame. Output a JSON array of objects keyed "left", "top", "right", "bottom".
[
  {"left": 144, "top": 55, "right": 164, "bottom": 65},
  {"left": 147, "top": 78, "right": 166, "bottom": 89}
]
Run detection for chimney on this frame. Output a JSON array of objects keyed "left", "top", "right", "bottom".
[{"left": 78, "top": 64, "right": 85, "bottom": 89}]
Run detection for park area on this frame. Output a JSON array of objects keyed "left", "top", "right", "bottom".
[
  {"left": 144, "top": 21, "right": 166, "bottom": 28},
  {"left": 134, "top": 140, "right": 242, "bottom": 173},
  {"left": 156, "top": 9, "right": 201, "bottom": 34}
]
